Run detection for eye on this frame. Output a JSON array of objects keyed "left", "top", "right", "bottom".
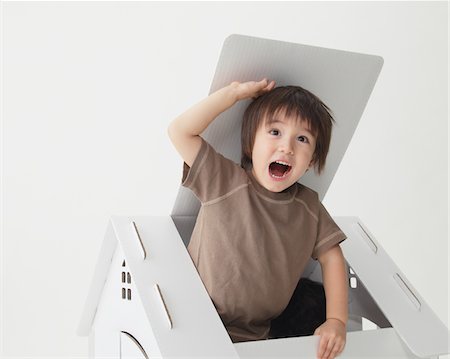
[
  {"left": 269, "top": 129, "right": 280, "bottom": 136},
  {"left": 297, "top": 135, "right": 309, "bottom": 143}
]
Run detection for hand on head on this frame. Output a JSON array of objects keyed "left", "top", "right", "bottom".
[{"left": 231, "top": 78, "right": 276, "bottom": 101}]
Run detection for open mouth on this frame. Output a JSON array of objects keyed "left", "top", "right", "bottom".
[{"left": 269, "top": 161, "right": 292, "bottom": 179}]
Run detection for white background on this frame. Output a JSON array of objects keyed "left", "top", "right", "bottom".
[{"left": 2, "top": 1, "right": 448, "bottom": 358}]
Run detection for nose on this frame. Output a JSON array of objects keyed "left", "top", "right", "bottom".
[{"left": 279, "top": 138, "right": 294, "bottom": 155}]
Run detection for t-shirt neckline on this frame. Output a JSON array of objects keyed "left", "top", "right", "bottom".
[{"left": 245, "top": 168, "right": 298, "bottom": 202}]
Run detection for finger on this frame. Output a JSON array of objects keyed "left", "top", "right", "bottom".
[
  {"left": 333, "top": 347, "right": 341, "bottom": 358},
  {"left": 250, "top": 81, "right": 268, "bottom": 97},
  {"left": 330, "top": 346, "right": 341, "bottom": 359},
  {"left": 256, "top": 83, "right": 275, "bottom": 98},
  {"left": 255, "top": 78, "right": 267, "bottom": 89},
  {"left": 322, "top": 338, "right": 337, "bottom": 359},
  {"left": 328, "top": 341, "right": 343, "bottom": 359},
  {"left": 261, "top": 80, "right": 275, "bottom": 91},
  {"left": 317, "top": 337, "right": 328, "bottom": 358}
]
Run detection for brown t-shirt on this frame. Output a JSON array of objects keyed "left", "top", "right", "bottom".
[{"left": 182, "top": 137, "right": 347, "bottom": 343}]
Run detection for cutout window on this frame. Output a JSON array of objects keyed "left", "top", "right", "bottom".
[{"left": 121, "top": 259, "right": 132, "bottom": 300}]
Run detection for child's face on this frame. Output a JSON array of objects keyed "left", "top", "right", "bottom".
[{"left": 251, "top": 112, "right": 316, "bottom": 193}]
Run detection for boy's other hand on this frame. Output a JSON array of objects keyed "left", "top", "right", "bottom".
[
  {"left": 313, "top": 318, "right": 346, "bottom": 359},
  {"left": 231, "top": 78, "right": 276, "bottom": 101}
]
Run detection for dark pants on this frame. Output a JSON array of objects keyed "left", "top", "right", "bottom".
[{"left": 269, "top": 277, "right": 326, "bottom": 339}]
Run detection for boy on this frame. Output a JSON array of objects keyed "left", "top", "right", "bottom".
[{"left": 168, "top": 79, "right": 348, "bottom": 359}]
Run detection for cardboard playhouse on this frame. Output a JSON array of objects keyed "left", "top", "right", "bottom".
[{"left": 77, "top": 35, "right": 449, "bottom": 358}]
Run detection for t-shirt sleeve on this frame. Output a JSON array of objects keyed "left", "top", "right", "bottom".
[
  {"left": 181, "top": 136, "right": 247, "bottom": 204},
  {"left": 311, "top": 201, "right": 347, "bottom": 261}
]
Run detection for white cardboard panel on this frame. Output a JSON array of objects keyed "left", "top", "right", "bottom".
[
  {"left": 335, "top": 217, "right": 449, "bottom": 358},
  {"left": 91, "top": 240, "right": 161, "bottom": 357},
  {"left": 109, "top": 215, "right": 239, "bottom": 358},
  {"left": 80, "top": 215, "right": 449, "bottom": 358},
  {"left": 77, "top": 222, "right": 118, "bottom": 336},
  {"left": 235, "top": 328, "right": 423, "bottom": 358}
]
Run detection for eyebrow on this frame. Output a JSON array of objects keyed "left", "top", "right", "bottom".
[{"left": 268, "top": 119, "right": 314, "bottom": 137}]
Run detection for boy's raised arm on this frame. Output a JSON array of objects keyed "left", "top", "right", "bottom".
[{"left": 167, "top": 79, "right": 275, "bottom": 167}]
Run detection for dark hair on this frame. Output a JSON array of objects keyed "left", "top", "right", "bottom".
[{"left": 241, "top": 85, "right": 335, "bottom": 175}]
